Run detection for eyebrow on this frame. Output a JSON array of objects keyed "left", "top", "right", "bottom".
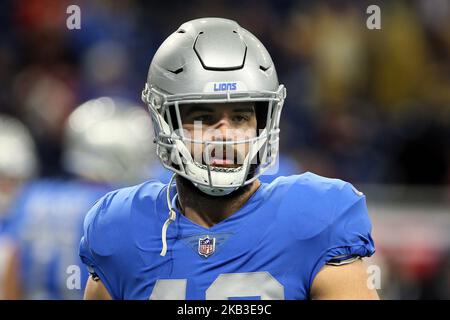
[
  {"left": 183, "top": 105, "right": 214, "bottom": 116},
  {"left": 182, "top": 105, "right": 255, "bottom": 116}
]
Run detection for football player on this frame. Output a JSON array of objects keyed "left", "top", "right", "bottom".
[
  {"left": 2, "top": 98, "right": 157, "bottom": 299},
  {"left": 81, "top": 18, "right": 378, "bottom": 300},
  {"left": 0, "top": 115, "right": 39, "bottom": 299}
]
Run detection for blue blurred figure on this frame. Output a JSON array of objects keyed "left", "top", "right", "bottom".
[
  {"left": 259, "top": 153, "right": 302, "bottom": 184},
  {"left": 2, "top": 97, "right": 159, "bottom": 299},
  {"left": 0, "top": 115, "right": 39, "bottom": 299}
]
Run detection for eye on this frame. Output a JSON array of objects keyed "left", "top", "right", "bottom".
[
  {"left": 232, "top": 115, "right": 249, "bottom": 123},
  {"left": 193, "top": 114, "right": 213, "bottom": 123}
]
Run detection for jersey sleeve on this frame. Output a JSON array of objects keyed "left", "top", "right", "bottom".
[
  {"left": 79, "top": 192, "right": 120, "bottom": 299},
  {"left": 79, "top": 180, "right": 166, "bottom": 300},
  {"left": 309, "top": 181, "right": 375, "bottom": 289}
]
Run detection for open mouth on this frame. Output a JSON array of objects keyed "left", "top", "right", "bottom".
[
  {"left": 204, "top": 147, "right": 242, "bottom": 168},
  {"left": 207, "top": 157, "right": 239, "bottom": 168},
  {"left": 210, "top": 157, "right": 235, "bottom": 166}
]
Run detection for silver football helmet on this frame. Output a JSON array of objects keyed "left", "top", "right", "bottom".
[
  {"left": 142, "top": 17, "right": 286, "bottom": 196},
  {"left": 0, "top": 115, "right": 38, "bottom": 180},
  {"left": 63, "top": 97, "right": 157, "bottom": 186},
  {"left": 0, "top": 115, "right": 39, "bottom": 215}
]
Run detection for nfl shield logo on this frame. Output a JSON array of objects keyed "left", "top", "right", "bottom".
[{"left": 198, "top": 235, "right": 216, "bottom": 258}]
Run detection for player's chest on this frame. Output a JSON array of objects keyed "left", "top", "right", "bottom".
[{"left": 135, "top": 228, "right": 309, "bottom": 300}]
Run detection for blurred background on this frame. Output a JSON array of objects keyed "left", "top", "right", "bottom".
[{"left": 0, "top": 0, "right": 449, "bottom": 299}]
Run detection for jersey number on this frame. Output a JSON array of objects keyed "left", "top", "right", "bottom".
[{"left": 149, "top": 271, "right": 284, "bottom": 300}]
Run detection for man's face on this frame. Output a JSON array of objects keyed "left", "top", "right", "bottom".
[{"left": 179, "top": 102, "right": 258, "bottom": 168}]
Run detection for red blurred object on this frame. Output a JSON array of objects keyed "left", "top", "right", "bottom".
[{"left": 13, "top": 0, "right": 71, "bottom": 33}]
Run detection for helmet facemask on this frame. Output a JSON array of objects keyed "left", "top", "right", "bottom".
[{"left": 142, "top": 84, "right": 286, "bottom": 196}]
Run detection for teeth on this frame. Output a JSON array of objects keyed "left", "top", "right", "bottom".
[{"left": 211, "top": 158, "right": 233, "bottom": 163}]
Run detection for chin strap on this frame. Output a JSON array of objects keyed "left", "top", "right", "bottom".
[{"left": 160, "top": 173, "right": 177, "bottom": 257}]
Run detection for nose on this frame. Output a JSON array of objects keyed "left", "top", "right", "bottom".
[{"left": 211, "top": 117, "right": 232, "bottom": 139}]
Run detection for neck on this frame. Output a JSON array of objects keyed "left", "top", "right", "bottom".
[{"left": 175, "top": 176, "right": 261, "bottom": 229}]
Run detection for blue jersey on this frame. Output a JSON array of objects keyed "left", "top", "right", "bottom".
[
  {"left": 79, "top": 172, "right": 375, "bottom": 300},
  {"left": 6, "top": 179, "right": 110, "bottom": 299},
  {"left": 259, "top": 154, "right": 302, "bottom": 184}
]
